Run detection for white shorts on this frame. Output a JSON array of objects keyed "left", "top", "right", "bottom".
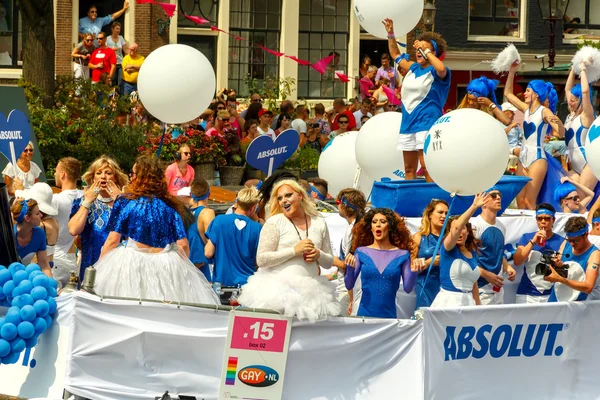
[
  {"left": 479, "top": 288, "right": 504, "bottom": 305},
  {"left": 397, "top": 131, "right": 427, "bottom": 152},
  {"left": 515, "top": 294, "right": 549, "bottom": 304}
]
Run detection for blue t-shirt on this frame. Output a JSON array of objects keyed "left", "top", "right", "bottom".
[
  {"left": 15, "top": 226, "right": 46, "bottom": 264},
  {"left": 399, "top": 63, "right": 451, "bottom": 134},
  {"left": 471, "top": 215, "right": 505, "bottom": 289},
  {"left": 516, "top": 232, "right": 564, "bottom": 296},
  {"left": 79, "top": 15, "right": 113, "bottom": 46},
  {"left": 439, "top": 246, "right": 481, "bottom": 293},
  {"left": 205, "top": 214, "right": 262, "bottom": 287},
  {"left": 415, "top": 233, "right": 442, "bottom": 309}
]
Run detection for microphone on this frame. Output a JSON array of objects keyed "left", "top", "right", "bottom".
[{"left": 418, "top": 48, "right": 429, "bottom": 61}]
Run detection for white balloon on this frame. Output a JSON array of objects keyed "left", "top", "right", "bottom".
[
  {"left": 318, "top": 132, "right": 373, "bottom": 198},
  {"left": 138, "top": 44, "right": 216, "bottom": 124},
  {"left": 353, "top": 0, "right": 424, "bottom": 39},
  {"left": 355, "top": 112, "right": 405, "bottom": 181},
  {"left": 584, "top": 116, "right": 600, "bottom": 179},
  {"left": 423, "top": 109, "right": 509, "bottom": 195}
]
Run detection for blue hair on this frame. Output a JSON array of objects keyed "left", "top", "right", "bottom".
[
  {"left": 547, "top": 85, "right": 558, "bottom": 113},
  {"left": 467, "top": 76, "right": 500, "bottom": 105},
  {"left": 570, "top": 83, "right": 594, "bottom": 106},
  {"left": 527, "top": 80, "right": 552, "bottom": 102},
  {"left": 553, "top": 181, "right": 577, "bottom": 204}
]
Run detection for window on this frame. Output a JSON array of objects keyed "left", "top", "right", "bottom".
[
  {"left": 228, "top": 0, "right": 281, "bottom": 96},
  {"left": 178, "top": 0, "right": 217, "bottom": 28},
  {"left": 0, "top": 0, "right": 21, "bottom": 67},
  {"left": 468, "top": 0, "right": 527, "bottom": 42},
  {"left": 177, "top": 35, "right": 217, "bottom": 67},
  {"left": 298, "top": 0, "right": 349, "bottom": 99},
  {"left": 564, "top": 0, "right": 600, "bottom": 41}
]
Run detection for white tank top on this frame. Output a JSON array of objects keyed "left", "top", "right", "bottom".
[{"left": 522, "top": 106, "right": 548, "bottom": 149}]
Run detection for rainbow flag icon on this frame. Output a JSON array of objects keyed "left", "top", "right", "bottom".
[{"left": 226, "top": 357, "right": 238, "bottom": 385}]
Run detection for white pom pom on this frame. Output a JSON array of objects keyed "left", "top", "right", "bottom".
[
  {"left": 572, "top": 46, "right": 600, "bottom": 83},
  {"left": 490, "top": 44, "right": 522, "bottom": 74}
]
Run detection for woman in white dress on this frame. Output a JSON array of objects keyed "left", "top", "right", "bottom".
[
  {"left": 238, "top": 179, "right": 340, "bottom": 322},
  {"left": 2, "top": 142, "right": 42, "bottom": 197}
]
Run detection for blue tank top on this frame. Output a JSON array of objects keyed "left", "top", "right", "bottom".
[
  {"left": 549, "top": 242, "right": 598, "bottom": 302},
  {"left": 439, "top": 246, "right": 481, "bottom": 293},
  {"left": 415, "top": 233, "right": 441, "bottom": 309},
  {"left": 516, "top": 232, "right": 565, "bottom": 296},
  {"left": 187, "top": 205, "right": 211, "bottom": 281}
]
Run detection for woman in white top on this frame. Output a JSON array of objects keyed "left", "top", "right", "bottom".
[
  {"left": 238, "top": 179, "right": 340, "bottom": 322},
  {"left": 2, "top": 142, "right": 42, "bottom": 197},
  {"left": 106, "top": 21, "right": 128, "bottom": 91},
  {"left": 373, "top": 78, "right": 390, "bottom": 114}
]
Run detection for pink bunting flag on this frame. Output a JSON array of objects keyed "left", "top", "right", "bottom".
[
  {"left": 210, "top": 25, "right": 226, "bottom": 33},
  {"left": 184, "top": 14, "right": 209, "bottom": 25},
  {"left": 233, "top": 35, "right": 246, "bottom": 41},
  {"left": 382, "top": 85, "right": 401, "bottom": 105},
  {"left": 157, "top": 2, "right": 176, "bottom": 17},
  {"left": 358, "top": 78, "right": 374, "bottom": 98},
  {"left": 335, "top": 72, "right": 351, "bottom": 82},
  {"left": 286, "top": 55, "right": 311, "bottom": 66},
  {"left": 311, "top": 54, "right": 335, "bottom": 75},
  {"left": 259, "top": 45, "right": 284, "bottom": 57},
  {"left": 136, "top": 0, "right": 155, "bottom": 4}
]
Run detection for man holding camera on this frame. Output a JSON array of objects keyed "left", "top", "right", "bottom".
[
  {"left": 545, "top": 216, "right": 600, "bottom": 302},
  {"left": 513, "top": 204, "right": 564, "bottom": 304}
]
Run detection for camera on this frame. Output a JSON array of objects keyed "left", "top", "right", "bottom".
[
  {"left": 308, "top": 122, "right": 320, "bottom": 128},
  {"left": 535, "top": 249, "right": 569, "bottom": 278}
]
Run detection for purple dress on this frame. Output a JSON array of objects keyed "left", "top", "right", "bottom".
[{"left": 345, "top": 247, "right": 415, "bottom": 318}]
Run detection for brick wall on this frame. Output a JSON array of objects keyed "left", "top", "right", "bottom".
[
  {"left": 135, "top": 3, "right": 170, "bottom": 58},
  {"left": 55, "top": 0, "right": 73, "bottom": 77}
]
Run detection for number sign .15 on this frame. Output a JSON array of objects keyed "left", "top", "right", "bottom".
[{"left": 230, "top": 316, "right": 289, "bottom": 353}]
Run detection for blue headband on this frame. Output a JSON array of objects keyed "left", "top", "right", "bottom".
[
  {"left": 339, "top": 196, "right": 357, "bottom": 211},
  {"left": 256, "top": 180, "right": 263, "bottom": 190},
  {"left": 16, "top": 200, "right": 29, "bottom": 224},
  {"left": 431, "top": 40, "right": 439, "bottom": 56},
  {"left": 192, "top": 190, "right": 210, "bottom": 202},
  {"left": 536, "top": 208, "right": 555, "bottom": 217},
  {"left": 566, "top": 225, "right": 589, "bottom": 238},
  {"left": 593, "top": 217, "right": 600, "bottom": 224},
  {"left": 310, "top": 185, "right": 326, "bottom": 201}
]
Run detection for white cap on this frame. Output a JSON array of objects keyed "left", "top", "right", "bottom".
[
  {"left": 501, "top": 102, "right": 518, "bottom": 112},
  {"left": 15, "top": 182, "right": 58, "bottom": 216}
]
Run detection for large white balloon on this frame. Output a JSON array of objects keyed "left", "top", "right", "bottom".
[
  {"left": 355, "top": 112, "right": 405, "bottom": 181},
  {"left": 423, "top": 109, "right": 509, "bottom": 195},
  {"left": 318, "top": 132, "right": 373, "bottom": 198},
  {"left": 353, "top": 0, "right": 424, "bottom": 39},
  {"left": 138, "top": 44, "right": 216, "bottom": 124},
  {"left": 585, "top": 116, "right": 600, "bottom": 179}
]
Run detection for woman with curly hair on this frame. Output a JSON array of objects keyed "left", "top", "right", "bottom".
[
  {"left": 93, "top": 155, "right": 219, "bottom": 304},
  {"left": 430, "top": 193, "right": 491, "bottom": 308},
  {"left": 344, "top": 208, "right": 416, "bottom": 318},
  {"left": 383, "top": 18, "right": 451, "bottom": 182},
  {"left": 68, "top": 155, "right": 128, "bottom": 281}
]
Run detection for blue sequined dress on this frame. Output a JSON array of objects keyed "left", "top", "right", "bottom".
[{"left": 93, "top": 196, "right": 219, "bottom": 305}]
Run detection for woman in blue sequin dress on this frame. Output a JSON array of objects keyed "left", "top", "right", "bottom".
[
  {"left": 93, "top": 156, "right": 219, "bottom": 304},
  {"left": 68, "top": 156, "right": 129, "bottom": 281}
]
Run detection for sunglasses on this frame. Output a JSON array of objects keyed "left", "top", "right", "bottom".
[
  {"left": 217, "top": 107, "right": 226, "bottom": 110},
  {"left": 85, "top": 39, "right": 93, "bottom": 42},
  {"left": 339, "top": 120, "right": 349, "bottom": 124},
  {"left": 97, "top": 37, "right": 106, "bottom": 40},
  {"left": 564, "top": 195, "right": 580, "bottom": 202},
  {"left": 567, "top": 235, "right": 585, "bottom": 244},
  {"left": 536, "top": 216, "right": 552, "bottom": 222},
  {"left": 23, "top": 148, "right": 34, "bottom": 153},
  {"left": 181, "top": 152, "right": 191, "bottom": 156},
  {"left": 251, "top": 99, "right": 262, "bottom": 103},
  {"left": 490, "top": 193, "right": 502, "bottom": 199}
]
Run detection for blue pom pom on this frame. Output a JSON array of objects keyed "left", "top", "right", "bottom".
[
  {"left": 33, "top": 317, "right": 47, "bottom": 335},
  {"left": 47, "top": 297, "right": 57, "bottom": 314},
  {"left": 25, "top": 335, "right": 39, "bottom": 348},
  {"left": 1, "top": 350, "right": 20, "bottom": 364},
  {"left": 2, "top": 281, "right": 15, "bottom": 298},
  {"left": 29, "top": 270, "right": 43, "bottom": 281},
  {"left": 33, "top": 299, "right": 49, "bottom": 318},
  {"left": 0, "top": 269, "right": 10, "bottom": 286},
  {"left": 32, "top": 274, "right": 49, "bottom": 289},
  {"left": 17, "top": 321, "right": 35, "bottom": 339},
  {"left": 43, "top": 315, "right": 53, "bottom": 329},
  {"left": 25, "top": 264, "right": 41, "bottom": 275},
  {"left": 10, "top": 337, "right": 25, "bottom": 353},
  {"left": 20, "top": 305, "right": 36, "bottom": 322},
  {"left": 1, "top": 323, "right": 17, "bottom": 341},
  {"left": 17, "top": 280, "right": 33, "bottom": 295},
  {"left": 48, "top": 278, "right": 58, "bottom": 290},
  {"left": 30, "top": 286, "right": 48, "bottom": 301},
  {"left": 12, "top": 270, "right": 28, "bottom": 286},
  {"left": 5, "top": 307, "right": 21, "bottom": 325},
  {"left": 0, "top": 339, "right": 10, "bottom": 357}
]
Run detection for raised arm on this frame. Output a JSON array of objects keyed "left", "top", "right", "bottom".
[
  {"left": 414, "top": 40, "right": 447, "bottom": 79},
  {"left": 111, "top": 0, "right": 129, "bottom": 21},
  {"left": 383, "top": 19, "right": 412, "bottom": 72},
  {"left": 561, "top": 176, "right": 594, "bottom": 210},
  {"left": 579, "top": 67, "right": 594, "bottom": 127},
  {"left": 565, "top": 66, "right": 576, "bottom": 96},
  {"left": 504, "top": 62, "right": 529, "bottom": 113},
  {"left": 444, "top": 193, "right": 489, "bottom": 251},
  {"left": 588, "top": 195, "right": 600, "bottom": 224}
]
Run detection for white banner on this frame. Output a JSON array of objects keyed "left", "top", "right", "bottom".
[
  {"left": 423, "top": 301, "right": 600, "bottom": 400},
  {"left": 65, "top": 292, "right": 424, "bottom": 400}
]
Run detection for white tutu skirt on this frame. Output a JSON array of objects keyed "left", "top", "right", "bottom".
[
  {"left": 238, "top": 264, "right": 341, "bottom": 323},
  {"left": 94, "top": 243, "right": 220, "bottom": 305}
]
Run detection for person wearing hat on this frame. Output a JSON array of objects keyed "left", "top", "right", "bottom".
[
  {"left": 501, "top": 101, "right": 523, "bottom": 157},
  {"left": 257, "top": 109, "right": 276, "bottom": 140},
  {"left": 16, "top": 182, "right": 59, "bottom": 270}
]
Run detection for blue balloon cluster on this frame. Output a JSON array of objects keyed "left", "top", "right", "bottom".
[{"left": 0, "top": 262, "right": 57, "bottom": 364}]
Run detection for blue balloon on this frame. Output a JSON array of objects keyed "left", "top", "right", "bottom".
[
  {"left": 33, "top": 299, "right": 49, "bottom": 317},
  {"left": 11, "top": 295, "right": 25, "bottom": 308},
  {"left": 33, "top": 317, "right": 47, "bottom": 335},
  {"left": 0, "top": 290, "right": 5, "bottom": 301},
  {"left": 8, "top": 263, "right": 20, "bottom": 277},
  {"left": 5, "top": 307, "right": 21, "bottom": 325},
  {"left": 1, "top": 323, "right": 17, "bottom": 341},
  {"left": 1, "top": 350, "right": 20, "bottom": 364},
  {"left": 48, "top": 286, "right": 57, "bottom": 298},
  {"left": 43, "top": 315, "right": 53, "bottom": 329},
  {"left": 47, "top": 297, "right": 57, "bottom": 314},
  {"left": 0, "top": 265, "right": 5, "bottom": 269},
  {"left": 0, "top": 316, "right": 4, "bottom": 325},
  {"left": 18, "top": 280, "right": 33, "bottom": 295},
  {"left": 29, "top": 270, "right": 43, "bottom": 281},
  {"left": 25, "top": 264, "right": 41, "bottom": 275},
  {"left": 10, "top": 337, "right": 25, "bottom": 353},
  {"left": 20, "top": 293, "right": 34, "bottom": 306},
  {"left": 31, "top": 286, "right": 48, "bottom": 301},
  {"left": 2, "top": 280, "right": 15, "bottom": 298},
  {"left": 32, "top": 274, "right": 50, "bottom": 289},
  {"left": 12, "top": 270, "right": 28, "bottom": 286},
  {"left": 48, "top": 278, "right": 58, "bottom": 290},
  {"left": 25, "top": 335, "right": 39, "bottom": 349},
  {"left": 0, "top": 269, "right": 10, "bottom": 286},
  {"left": 17, "top": 321, "right": 35, "bottom": 339},
  {"left": 20, "top": 305, "right": 36, "bottom": 322},
  {"left": 0, "top": 338, "right": 10, "bottom": 357}
]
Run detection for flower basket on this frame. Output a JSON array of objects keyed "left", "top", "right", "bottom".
[
  {"left": 193, "top": 161, "right": 215, "bottom": 183},
  {"left": 220, "top": 165, "right": 245, "bottom": 186}
]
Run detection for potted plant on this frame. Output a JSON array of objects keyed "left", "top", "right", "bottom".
[
  {"left": 220, "top": 131, "right": 246, "bottom": 186},
  {"left": 297, "top": 147, "right": 320, "bottom": 179}
]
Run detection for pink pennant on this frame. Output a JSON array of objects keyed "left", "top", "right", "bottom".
[
  {"left": 286, "top": 55, "right": 311, "bottom": 66},
  {"left": 136, "top": 0, "right": 155, "bottom": 4},
  {"left": 210, "top": 25, "right": 226, "bottom": 33},
  {"left": 335, "top": 72, "right": 350, "bottom": 82},
  {"left": 184, "top": 14, "right": 209, "bottom": 25},
  {"left": 157, "top": 2, "right": 176, "bottom": 17},
  {"left": 233, "top": 35, "right": 246, "bottom": 41},
  {"left": 358, "top": 78, "right": 374, "bottom": 99},
  {"left": 259, "top": 45, "right": 284, "bottom": 57},
  {"left": 382, "top": 85, "right": 401, "bottom": 105},
  {"left": 311, "top": 54, "right": 335, "bottom": 75}
]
